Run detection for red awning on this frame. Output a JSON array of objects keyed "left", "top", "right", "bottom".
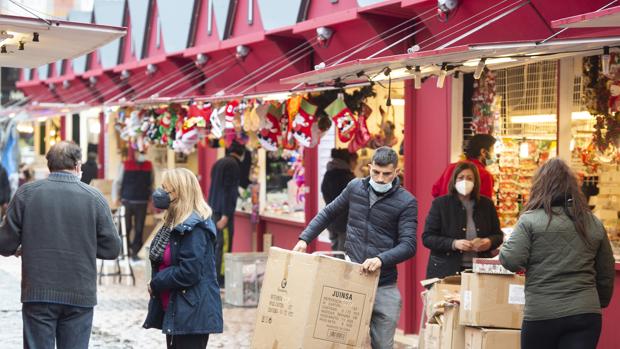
[
  {"left": 552, "top": 6, "right": 620, "bottom": 28},
  {"left": 281, "top": 35, "right": 620, "bottom": 86}
]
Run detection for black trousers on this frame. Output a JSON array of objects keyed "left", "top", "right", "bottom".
[
  {"left": 521, "top": 313, "right": 602, "bottom": 349},
  {"left": 166, "top": 334, "right": 209, "bottom": 349},
  {"left": 23, "top": 302, "right": 93, "bottom": 349},
  {"left": 124, "top": 202, "right": 148, "bottom": 257},
  {"left": 213, "top": 213, "right": 234, "bottom": 287}
]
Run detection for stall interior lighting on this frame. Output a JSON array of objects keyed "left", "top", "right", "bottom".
[
  {"left": 414, "top": 66, "right": 422, "bottom": 89},
  {"left": 259, "top": 92, "right": 291, "bottom": 101},
  {"left": 519, "top": 142, "right": 529, "bottom": 158},
  {"left": 390, "top": 98, "right": 405, "bottom": 106},
  {"left": 473, "top": 58, "right": 486, "bottom": 80},
  {"left": 463, "top": 57, "right": 517, "bottom": 67},
  {"left": 436, "top": 64, "right": 447, "bottom": 88},
  {"left": 510, "top": 112, "right": 593, "bottom": 124}
]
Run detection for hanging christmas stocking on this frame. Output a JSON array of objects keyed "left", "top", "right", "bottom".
[
  {"left": 210, "top": 106, "right": 225, "bottom": 139},
  {"left": 325, "top": 98, "right": 357, "bottom": 143},
  {"left": 292, "top": 98, "right": 318, "bottom": 147},
  {"left": 257, "top": 103, "right": 281, "bottom": 151},
  {"left": 348, "top": 103, "right": 372, "bottom": 152}
]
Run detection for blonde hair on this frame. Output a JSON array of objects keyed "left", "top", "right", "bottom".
[{"left": 161, "top": 168, "right": 212, "bottom": 227}]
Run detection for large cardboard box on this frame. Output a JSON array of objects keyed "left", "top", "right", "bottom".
[
  {"left": 440, "top": 305, "right": 465, "bottom": 349},
  {"left": 251, "top": 247, "right": 379, "bottom": 349},
  {"left": 465, "top": 327, "right": 520, "bottom": 349},
  {"left": 422, "top": 275, "right": 461, "bottom": 319},
  {"left": 424, "top": 323, "right": 442, "bottom": 349},
  {"left": 459, "top": 271, "right": 525, "bottom": 329}
]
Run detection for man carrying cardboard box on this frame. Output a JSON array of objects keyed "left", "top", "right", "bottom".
[{"left": 294, "top": 146, "right": 417, "bottom": 349}]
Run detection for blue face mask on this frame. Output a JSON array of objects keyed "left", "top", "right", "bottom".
[
  {"left": 152, "top": 188, "right": 171, "bottom": 209},
  {"left": 369, "top": 178, "right": 392, "bottom": 193},
  {"left": 485, "top": 153, "right": 497, "bottom": 166}
]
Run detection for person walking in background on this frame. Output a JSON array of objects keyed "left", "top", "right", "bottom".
[
  {"left": 423, "top": 161, "right": 503, "bottom": 279},
  {"left": 0, "top": 162, "right": 10, "bottom": 217},
  {"left": 208, "top": 141, "right": 245, "bottom": 287},
  {"left": 321, "top": 148, "right": 358, "bottom": 252},
  {"left": 0, "top": 141, "right": 120, "bottom": 349},
  {"left": 113, "top": 151, "right": 153, "bottom": 260},
  {"left": 143, "top": 168, "right": 223, "bottom": 349},
  {"left": 18, "top": 163, "right": 33, "bottom": 187},
  {"left": 81, "top": 152, "right": 99, "bottom": 184},
  {"left": 432, "top": 134, "right": 496, "bottom": 198},
  {"left": 500, "top": 158, "right": 615, "bottom": 349},
  {"left": 294, "top": 147, "right": 417, "bottom": 349}
]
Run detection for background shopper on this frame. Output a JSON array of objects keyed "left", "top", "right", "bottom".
[
  {"left": 432, "top": 134, "right": 496, "bottom": 198},
  {"left": 294, "top": 147, "right": 417, "bottom": 349},
  {"left": 321, "top": 148, "right": 358, "bottom": 252},
  {"left": 423, "top": 161, "right": 503, "bottom": 278},
  {"left": 143, "top": 168, "right": 223, "bottom": 349},
  {"left": 0, "top": 141, "right": 120, "bottom": 349},
  {"left": 500, "top": 158, "right": 615, "bottom": 349},
  {"left": 113, "top": 151, "right": 153, "bottom": 260},
  {"left": 208, "top": 141, "right": 245, "bottom": 287}
]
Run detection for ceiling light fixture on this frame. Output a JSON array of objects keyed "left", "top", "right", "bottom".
[
  {"left": 236, "top": 45, "right": 250, "bottom": 60},
  {"left": 602, "top": 46, "right": 611, "bottom": 76},
  {"left": 414, "top": 66, "right": 422, "bottom": 90},
  {"left": 436, "top": 64, "right": 447, "bottom": 88},
  {"left": 120, "top": 70, "right": 130, "bottom": 80}
]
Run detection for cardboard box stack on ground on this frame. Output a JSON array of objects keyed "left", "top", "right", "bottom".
[
  {"left": 251, "top": 247, "right": 379, "bottom": 349},
  {"left": 458, "top": 264, "right": 525, "bottom": 349},
  {"left": 464, "top": 327, "right": 521, "bottom": 349},
  {"left": 419, "top": 276, "right": 463, "bottom": 349}
]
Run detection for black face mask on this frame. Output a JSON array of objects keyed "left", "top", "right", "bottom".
[{"left": 152, "top": 188, "right": 171, "bottom": 209}]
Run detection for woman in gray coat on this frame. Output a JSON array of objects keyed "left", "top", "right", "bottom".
[{"left": 500, "top": 158, "right": 615, "bottom": 349}]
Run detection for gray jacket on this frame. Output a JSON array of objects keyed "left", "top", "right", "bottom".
[
  {"left": 0, "top": 172, "right": 121, "bottom": 307},
  {"left": 300, "top": 177, "right": 417, "bottom": 286},
  {"left": 500, "top": 208, "right": 615, "bottom": 321}
]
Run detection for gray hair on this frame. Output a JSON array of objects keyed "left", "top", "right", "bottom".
[
  {"left": 372, "top": 147, "right": 398, "bottom": 167},
  {"left": 46, "top": 141, "right": 82, "bottom": 172}
]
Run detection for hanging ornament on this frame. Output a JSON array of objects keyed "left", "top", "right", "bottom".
[
  {"left": 325, "top": 97, "right": 357, "bottom": 143},
  {"left": 348, "top": 103, "right": 372, "bottom": 152},
  {"left": 291, "top": 98, "right": 318, "bottom": 147},
  {"left": 209, "top": 106, "right": 225, "bottom": 139}
]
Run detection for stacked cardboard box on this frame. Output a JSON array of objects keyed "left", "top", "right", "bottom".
[
  {"left": 460, "top": 260, "right": 525, "bottom": 349},
  {"left": 420, "top": 260, "right": 525, "bottom": 349}
]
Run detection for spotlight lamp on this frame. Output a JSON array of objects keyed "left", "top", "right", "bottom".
[
  {"left": 474, "top": 58, "right": 486, "bottom": 80},
  {"left": 602, "top": 46, "right": 611, "bottom": 76},
  {"left": 196, "top": 53, "right": 208, "bottom": 66},
  {"left": 120, "top": 70, "right": 130, "bottom": 80},
  {"left": 89, "top": 76, "right": 98, "bottom": 86},
  {"left": 146, "top": 64, "right": 157, "bottom": 75},
  {"left": 414, "top": 66, "right": 422, "bottom": 90},
  {"left": 62, "top": 80, "right": 70, "bottom": 89},
  {"left": 18, "top": 41, "right": 24, "bottom": 51},
  {"left": 316, "top": 27, "right": 334, "bottom": 47},
  {"left": 33, "top": 32, "right": 39, "bottom": 42},
  {"left": 236, "top": 45, "right": 250, "bottom": 60},
  {"left": 436, "top": 64, "right": 447, "bottom": 88},
  {"left": 1, "top": 45, "right": 6, "bottom": 54}
]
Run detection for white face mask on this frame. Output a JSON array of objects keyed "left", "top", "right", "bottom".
[
  {"left": 369, "top": 178, "right": 392, "bottom": 193},
  {"left": 455, "top": 180, "right": 474, "bottom": 196}
]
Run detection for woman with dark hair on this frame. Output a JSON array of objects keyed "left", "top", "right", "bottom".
[
  {"left": 423, "top": 161, "right": 503, "bottom": 278},
  {"left": 500, "top": 158, "right": 615, "bottom": 349}
]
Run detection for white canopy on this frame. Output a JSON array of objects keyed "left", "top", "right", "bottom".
[{"left": 0, "top": 14, "right": 126, "bottom": 69}]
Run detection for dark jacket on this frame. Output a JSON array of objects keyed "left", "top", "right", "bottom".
[
  {"left": 423, "top": 194, "right": 503, "bottom": 279},
  {"left": 300, "top": 177, "right": 417, "bottom": 286},
  {"left": 144, "top": 213, "right": 223, "bottom": 335},
  {"left": 321, "top": 160, "right": 356, "bottom": 234},
  {"left": 0, "top": 172, "right": 120, "bottom": 306},
  {"left": 500, "top": 208, "right": 615, "bottom": 321},
  {"left": 208, "top": 156, "right": 241, "bottom": 218},
  {"left": 81, "top": 160, "right": 98, "bottom": 185},
  {"left": 121, "top": 160, "right": 153, "bottom": 202},
  {"left": 0, "top": 164, "right": 10, "bottom": 205}
]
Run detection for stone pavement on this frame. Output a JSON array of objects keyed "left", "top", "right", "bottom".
[{"left": 0, "top": 257, "right": 416, "bottom": 349}]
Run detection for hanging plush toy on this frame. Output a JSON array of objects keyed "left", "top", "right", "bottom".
[
  {"left": 348, "top": 103, "right": 372, "bottom": 152},
  {"left": 609, "top": 80, "right": 620, "bottom": 113},
  {"left": 158, "top": 112, "right": 174, "bottom": 145},
  {"left": 292, "top": 98, "right": 318, "bottom": 147},
  {"left": 146, "top": 110, "right": 160, "bottom": 142},
  {"left": 120, "top": 110, "right": 141, "bottom": 140},
  {"left": 256, "top": 102, "right": 281, "bottom": 151},
  {"left": 325, "top": 97, "right": 357, "bottom": 143},
  {"left": 223, "top": 100, "right": 240, "bottom": 147},
  {"left": 281, "top": 98, "right": 299, "bottom": 150}
]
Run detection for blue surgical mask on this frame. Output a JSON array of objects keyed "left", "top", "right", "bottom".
[
  {"left": 369, "top": 178, "right": 392, "bottom": 193},
  {"left": 152, "top": 188, "right": 171, "bottom": 209},
  {"left": 485, "top": 153, "right": 497, "bottom": 166}
]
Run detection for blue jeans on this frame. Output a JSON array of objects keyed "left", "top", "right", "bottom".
[
  {"left": 22, "top": 302, "right": 94, "bottom": 349},
  {"left": 371, "top": 284, "right": 402, "bottom": 349}
]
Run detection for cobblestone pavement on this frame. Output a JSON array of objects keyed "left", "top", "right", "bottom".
[{"left": 0, "top": 257, "right": 415, "bottom": 349}]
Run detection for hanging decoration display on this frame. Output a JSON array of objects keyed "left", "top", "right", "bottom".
[
  {"left": 583, "top": 54, "right": 620, "bottom": 163},
  {"left": 471, "top": 69, "right": 498, "bottom": 135},
  {"left": 112, "top": 85, "right": 380, "bottom": 155}
]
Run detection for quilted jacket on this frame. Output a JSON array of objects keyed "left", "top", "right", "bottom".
[{"left": 500, "top": 208, "right": 615, "bottom": 321}]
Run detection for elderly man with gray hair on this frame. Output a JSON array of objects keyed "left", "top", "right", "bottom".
[
  {"left": 294, "top": 146, "right": 417, "bottom": 349},
  {"left": 0, "top": 141, "right": 120, "bottom": 349}
]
